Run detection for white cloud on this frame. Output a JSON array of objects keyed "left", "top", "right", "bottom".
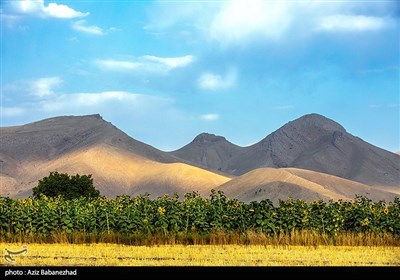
[
  {"left": 95, "top": 55, "right": 195, "bottom": 73},
  {"left": 12, "top": 0, "right": 88, "bottom": 19},
  {"left": 39, "top": 91, "right": 114, "bottom": 111},
  {"left": 36, "top": 91, "right": 172, "bottom": 113},
  {"left": 141, "top": 55, "right": 195, "bottom": 70},
  {"left": 316, "top": 15, "right": 392, "bottom": 32},
  {"left": 2, "top": 77, "right": 63, "bottom": 98},
  {"left": 15, "top": 0, "right": 43, "bottom": 14},
  {"left": 43, "top": 2, "right": 88, "bottom": 18},
  {"left": 198, "top": 74, "right": 224, "bottom": 90},
  {"left": 72, "top": 20, "right": 106, "bottom": 35},
  {"left": 209, "top": 0, "right": 292, "bottom": 44},
  {"left": 72, "top": 91, "right": 134, "bottom": 107},
  {"left": 200, "top": 114, "right": 219, "bottom": 121},
  {"left": 95, "top": 59, "right": 143, "bottom": 71},
  {"left": 146, "top": 1, "right": 397, "bottom": 46},
  {"left": 144, "top": 2, "right": 208, "bottom": 31},
  {"left": 1, "top": 86, "right": 177, "bottom": 121},
  {"left": 30, "top": 77, "right": 63, "bottom": 97},
  {"left": 197, "top": 69, "right": 237, "bottom": 91}
]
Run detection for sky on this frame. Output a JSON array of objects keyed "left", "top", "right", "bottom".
[{"left": 1, "top": 0, "right": 399, "bottom": 153}]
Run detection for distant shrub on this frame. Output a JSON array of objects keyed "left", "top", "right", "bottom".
[{"left": 32, "top": 171, "right": 100, "bottom": 200}]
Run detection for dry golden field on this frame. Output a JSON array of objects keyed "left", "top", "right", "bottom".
[{"left": 1, "top": 243, "right": 400, "bottom": 266}]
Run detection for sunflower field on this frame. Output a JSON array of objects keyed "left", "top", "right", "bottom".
[{"left": 1, "top": 190, "right": 399, "bottom": 245}]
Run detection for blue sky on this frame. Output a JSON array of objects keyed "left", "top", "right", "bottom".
[{"left": 1, "top": 0, "right": 399, "bottom": 152}]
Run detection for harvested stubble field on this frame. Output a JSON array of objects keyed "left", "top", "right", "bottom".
[{"left": 1, "top": 243, "right": 400, "bottom": 266}]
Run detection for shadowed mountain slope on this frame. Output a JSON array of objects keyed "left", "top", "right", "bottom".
[
  {"left": 170, "top": 133, "right": 242, "bottom": 173},
  {"left": 170, "top": 113, "right": 400, "bottom": 191}
]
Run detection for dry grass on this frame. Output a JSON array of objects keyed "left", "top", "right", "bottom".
[
  {"left": 3, "top": 230, "right": 400, "bottom": 247},
  {"left": 1, "top": 242, "right": 399, "bottom": 266}
]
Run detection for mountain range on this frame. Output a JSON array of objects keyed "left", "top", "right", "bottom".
[{"left": 1, "top": 113, "right": 399, "bottom": 203}]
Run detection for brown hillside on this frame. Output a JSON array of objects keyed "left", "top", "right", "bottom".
[
  {"left": 5, "top": 144, "right": 230, "bottom": 199},
  {"left": 215, "top": 167, "right": 398, "bottom": 204}
]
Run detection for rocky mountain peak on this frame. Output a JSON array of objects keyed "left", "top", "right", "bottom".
[
  {"left": 192, "top": 133, "right": 226, "bottom": 144},
  {"left": 286, "top": 113, "right": 346, "bottom": 132}
]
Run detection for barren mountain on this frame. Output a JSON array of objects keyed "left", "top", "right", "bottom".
[
  {"left": 215, "top": 167, "right": 399, "bottom": 205},
  {"left": 0, "top": 114, "right": 177, "bottom": 163},
  {"left": 171, "top": 133, "right": 242, "bottom": 173},
  {"left": 0, "top": 114, "right": 229, "bottom": 198},
  {"left": 1, "top": 113, "right": 398, "bottom": 202},
  {"left": 170, "top": 113, "right": 400, "bottom": 192}
]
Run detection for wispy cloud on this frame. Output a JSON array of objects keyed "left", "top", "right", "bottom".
[
  {"left": 1, "top": 14, "right": 24, "bottom": 29},
  {"left": 197, "top": 69, "right": 237, "bottom": 91},
  {"left": 1, "top": 107, "right": 25, "bottom": 117},
  {"left": 200, "top": 114, "right": 219, "bottom": 121},
  {"left": 11, "top": 0, "right": 89, "bottom": 19},
  {"left": 2, "top": 79, "right": 178, "bottom": 120},
  {"left": 37, "top": 91, "right": 172, "bottom": 113},
  {"left": 95, "top": 59, "right": 141, "bottom": 71},
  {"left": 146, "top": 1, "right": 397, "bottom": 47},
  {"left": 369, "top": 103, "right": 399, "bottom": 109},
  {"left": 141, "top": 55, "right": 194, "bottom": 70},
  {"left": 209, "top": 0, "right": 291, "bottom": 44},
  {"left": 95, "top": 55, "right": 195, "bottom": 73},
  {"left": 72, "top": 20, "right": 106, "bottom": 35},
  {"left": 315, "top": 15, "right": 393, "bottom": 32},
  {"left": 30, "top": 77, "right": 63, "bottom": 97},
  {"left": 5, "top": 77, "right": 63, "bottom": 98},
  {"left": 0, "top": 89, "right": 188, "bottom": 151}
]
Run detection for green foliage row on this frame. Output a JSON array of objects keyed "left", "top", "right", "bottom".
[{"left": 1, "top": 190, "right": 399, "bottom": 239}]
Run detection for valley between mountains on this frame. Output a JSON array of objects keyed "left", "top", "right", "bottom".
[{"left": 1, "top": 113, "right": 399, "bottom": 204}]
